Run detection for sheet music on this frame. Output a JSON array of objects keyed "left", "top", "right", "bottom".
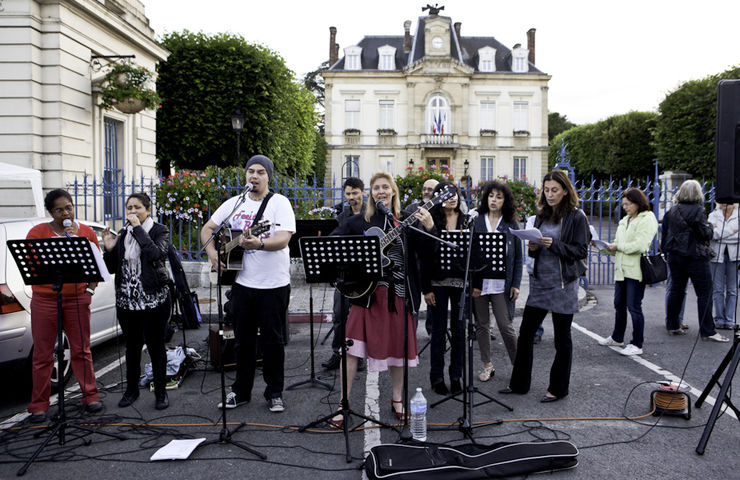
[
  {"left": 509, "top": 227, "right": 543, "bottom": 243},
  {"left": 150, "top": 438, "right": 206, "bottom": 461},
  {"left": 89, "top": 238, "right": 112, "bottom": 282},
  {"left": 589, "top": 225, "right": 610, "bottom": 250}
]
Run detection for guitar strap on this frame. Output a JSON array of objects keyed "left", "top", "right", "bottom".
[{"left": 252, "top": 192, "right": 273, "bottom": 225}]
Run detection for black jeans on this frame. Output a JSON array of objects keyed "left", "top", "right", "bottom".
[
  {"left": 612, "top": 278, "right": 646, "bottom": 348},
  {"left": 230, "top": 283, "right": 290, "bottom": 401},
  {"left": 665, "top": 255, "right": 715, "bottom": 337},
  {"left": 428, "top": 286, "right": 466, "bottom": 383},
  {"left": 117, "top": 298, "right": 171, "bottom": 396},
  {"left": 509, "top": 305, "right": 573, "bottom": 398}
]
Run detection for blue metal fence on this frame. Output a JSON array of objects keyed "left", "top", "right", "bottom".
[{"left": 68, "top": 168, "right": 716, "bottom": 285}]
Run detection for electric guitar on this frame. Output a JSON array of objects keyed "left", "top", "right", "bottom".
[
  {"left": 338, "top": 185, "right": 456, "bottom": 299},
  {"left": 218, "top": 220, "right": 272, "bottom": 285}
]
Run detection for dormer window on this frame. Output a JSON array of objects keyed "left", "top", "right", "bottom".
[
  {"left": 512, "top": 45, "right": 529, "bottom": 73},
  {"left": 344, "top": 46, "right": 362, "bottom": 71},
  {"left": 478, "top": 47, "right": 496, "bottom": 73},
  {"left": 377, "top": 45, "right": 396, "bottom": 71}
]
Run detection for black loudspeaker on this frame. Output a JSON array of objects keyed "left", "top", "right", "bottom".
[{"left": 715, "top": 79, "right": 740, "bottom": 203}]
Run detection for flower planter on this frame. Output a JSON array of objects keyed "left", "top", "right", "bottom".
[{"left": 114, "top": 98, "right": 146, "bottom": 114}]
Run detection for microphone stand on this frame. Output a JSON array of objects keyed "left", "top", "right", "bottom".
[{"left": 196, "top": 194, "right": 266, "bottom": 460}]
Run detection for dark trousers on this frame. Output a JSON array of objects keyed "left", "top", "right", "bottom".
[
  {"left": 428, "top": 286, "right": 467, "bottom": 382},
  {"left": 665, "top": 255, "right": 716, "bottom": 338},
  {"left": 509, "top": 305, "right": 573, "bottom": 398},
  {"left": 331, "top": 288, "right": 350, "bottom": 353},
  {"left": 612, "top": 278, "right": 646, "bottom": 348},
  {"left": 230, "top": 283, "right": 290, "bottom": 400},
  {"left": 117, "top": 298, "right": 171, "bottom": 396}
]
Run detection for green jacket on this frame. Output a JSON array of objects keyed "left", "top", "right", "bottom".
[{"left": 610, "top": 210, "right": 659, "bottom": 282}]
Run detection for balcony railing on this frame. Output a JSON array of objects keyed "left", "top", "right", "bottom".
[{"left": 421, "top": 133, "right": 457, "bottom": 146}]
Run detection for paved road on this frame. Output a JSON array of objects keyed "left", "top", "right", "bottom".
[{"left": 1, "top": 277, "right": 738, "bottom": 479}]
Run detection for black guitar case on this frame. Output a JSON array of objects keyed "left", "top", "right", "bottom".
[
  {"left": 364, "top": 441, "right": 578, "bottom": 479},
  {"left": 167, "top": 245, "right": 202, "bottom": 329}
]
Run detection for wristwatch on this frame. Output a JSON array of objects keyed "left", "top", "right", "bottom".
[{"left": 258, "top": 238, "right": 265, "bottom": 250}]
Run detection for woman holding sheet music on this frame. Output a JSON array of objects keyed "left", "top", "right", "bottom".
[
  {"left": 470, "top": 180, "right": 523, "bottom": 382},
  {"left": 499, "top": 170, "right": 590, "bottom": 403},
  {"left": 419, "top": 182, "right": 469, "bottom": 396},
  {"left": 103, "top": 192, "right": 172, "bottom": 410},
  {"left": 597, "top": 188, "right": 658, "bottom": 356},
  {"left": 330, "top": 171, "right": 433, "bottom": 426}
]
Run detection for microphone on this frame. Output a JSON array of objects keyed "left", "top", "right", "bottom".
[
  {"left": 239, "top": 184, "right": 254, "bottom": 201},
  {"left": 62, "top": 219, "right": 72, "bottom": 238},
  {"left": 376, "top": 201, "right": 394, "bottom": 218}
]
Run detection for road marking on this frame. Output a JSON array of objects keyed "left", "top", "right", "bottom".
[
  {"left": 364, "top": 370, "right": 381, "bottom": 460},
  {"left": 3, "top": 355, "right": 127, "bottom": 428},
  {"left": 572, "top": 321, "right": 736, "bottom": 420}
]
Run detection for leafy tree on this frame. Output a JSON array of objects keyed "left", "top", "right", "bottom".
[
  {"left": 549, "top": 111, "right": 658, "bottom": 181},
  {"left": 654, "top": 65, "right": 740, "bottom": 180},
  {"left": 548, "top": 112, "right": 576, "bottom": 142},
  {"left": 156, "top": 31, "right": 318, "bottom": 177}
]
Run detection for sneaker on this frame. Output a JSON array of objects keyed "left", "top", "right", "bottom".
[
  {"left": 267, "top": 396, "right": 285, "bottom": 413},
  {"left": 217, "top": 391, "right": 248, "bottom": 409},
  {"left": 598, "top": 336, "right": 624, "bottom": 347},
  {"left": 619, "top": 344, "right": 643, "bottom": 356},
  {"left": 478, "top": 363, "right": 495, "bottom": 382},
  {"left": 702, "top": 333, "right": 730, "bottom": 343},
  {"left": 29, "top": 411, "right": 47, "bottom": 424},
  {"left": 533, "top": 333, "right": 542, "bottom": 344}
]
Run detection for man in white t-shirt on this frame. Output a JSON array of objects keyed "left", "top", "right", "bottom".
[{"left": 201, "top": 155, "right": 296, "bottom": 413}]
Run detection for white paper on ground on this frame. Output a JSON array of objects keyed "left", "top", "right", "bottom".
[{"left": 150, "top": 438, "right": 206, "bottom": 461}]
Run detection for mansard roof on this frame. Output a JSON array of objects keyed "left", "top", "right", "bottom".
[{"left": 329, "top": 16, "right": 542, "bottom": 74}]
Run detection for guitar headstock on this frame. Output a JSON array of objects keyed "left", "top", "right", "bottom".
[
  {"left": 250, "top": 220, "right": 272, "bottom": 237},
  {"left": 429, "top": 184, "right": 456, "bottom": 206}
]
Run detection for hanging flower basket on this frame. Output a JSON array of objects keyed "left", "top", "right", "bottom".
[{"left": 99, "top": 63, "right": 161, "bottom": 114}]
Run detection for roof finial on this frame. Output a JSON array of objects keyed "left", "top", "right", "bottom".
[{"left": 422, "top": 4, "right": 444, "bottom": 15}]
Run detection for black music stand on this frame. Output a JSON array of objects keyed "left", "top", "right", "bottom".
[
  {"left": 7, "top": 237, "right": 125, "bottom": 476},
  {"left": 286, "top": 220, "right": 337, "bottom": 392},
  {"left": 297, "top": 235, "right": 394, "bottom": 463},
  {"left": 428, "top": 230, "right": 513, "bottom": 439}
]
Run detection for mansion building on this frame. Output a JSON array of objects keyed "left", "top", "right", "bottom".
[{"left": 323, "top": 12, "right": 551, "bottom": 188}]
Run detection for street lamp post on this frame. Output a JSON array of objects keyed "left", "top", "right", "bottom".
[
  {"left": 231, "top": 108, "right": 244, "bottom": 165},
  {"left": 408, "top": 158, "right": 414, "bottom": 170}
]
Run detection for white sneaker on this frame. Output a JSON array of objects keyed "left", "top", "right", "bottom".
[
  {"left": 619, "top": 344, "right": 643, "bottom": 356},
  {"left": 598, "top": 336, "right": 624, "bottom": 347}
]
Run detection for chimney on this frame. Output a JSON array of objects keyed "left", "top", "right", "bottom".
[
  {"left": 526, "top": 28, "right": 536, "bottom": 65},
  {"left": 453, "top": 22, "right": 461, "bottom": 45},
  {"left": 403, "top": 20, "right": 412, "bottom": 52},
  {"left": 329, "top": 26, "right": 338, "bottom": 65}
]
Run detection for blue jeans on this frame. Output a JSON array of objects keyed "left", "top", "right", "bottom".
[
  {"left": 612, "top": 278, "right": 646, "bottom": 348},
  {"left": 709, "top": 252, "right": 738, "bottom": 325},
  {"left": 428, "top": 286, "right": 466, "bottom": 382},
  {"left": 665, "top": 255, "right": 716, "bottom": 338}
]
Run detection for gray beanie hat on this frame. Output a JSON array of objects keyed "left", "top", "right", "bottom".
[{"left": 245, "top": 154, "right": 274, "bottom": 181}]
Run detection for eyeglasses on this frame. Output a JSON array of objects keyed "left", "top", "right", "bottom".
[{"left": 52, "top": 205, "right": 74, "bottom": 215}]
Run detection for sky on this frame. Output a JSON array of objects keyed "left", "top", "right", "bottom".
[{"left": 143, "top": 0, "right": 740, "bottom": 125}]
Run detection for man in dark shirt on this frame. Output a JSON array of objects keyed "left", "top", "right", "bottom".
[{"left": 322, "top": 177, "right": 367, "bottom": 370}]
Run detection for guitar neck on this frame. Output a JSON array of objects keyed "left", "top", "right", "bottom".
[{"left": 381, "top": 198, "right": 436, "bottom": 248}]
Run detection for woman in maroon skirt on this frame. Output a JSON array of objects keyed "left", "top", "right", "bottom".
[{"left": 330, "top": 171, "right": 433, "bottom": 426}]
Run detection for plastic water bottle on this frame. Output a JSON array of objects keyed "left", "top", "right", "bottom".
[{"left": 410, "top": 387, "right": 427, "bottom": 442}]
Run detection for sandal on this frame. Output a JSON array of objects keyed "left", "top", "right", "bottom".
[
  {"left": 329, "top": 405, "right": 345, "bottom": 429},
  {"left": 391, "top": 399, "right": 405, "bottom": 420},
  {"left": 478, "top": 363, "right": 495, "bottom": 382}
]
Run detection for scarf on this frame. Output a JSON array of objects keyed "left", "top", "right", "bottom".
[{"left": 124, "top": 217, "right": 154, "bottom": 275}]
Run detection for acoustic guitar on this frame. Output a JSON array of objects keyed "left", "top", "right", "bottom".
[
  {"left": 338, "top": 185, "right": 456, "bottom": 299},
  {"left": 218, "top": 220, "right": 272, "bottom": 285}
]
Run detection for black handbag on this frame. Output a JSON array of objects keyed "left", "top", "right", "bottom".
[{"left": 640, "top": 253, "right": 667, "bottom": 284}]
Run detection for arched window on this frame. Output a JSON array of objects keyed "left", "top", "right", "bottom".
[
  {"left": 342, "top": 155, "right": 359, "bottom": 183},
  {"left": 426, "top": 94, "right": 450, "bottom": 135}
]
